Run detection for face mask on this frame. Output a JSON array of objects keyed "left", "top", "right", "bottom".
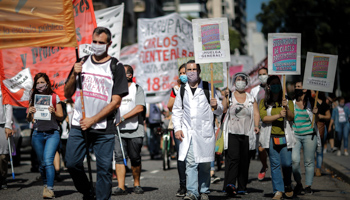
[
  {"left": 339, "top": 103, "right": 345, "bottom": 107},
  {"left": 294, "top": 89, "right": 304, "bottom": 97},
  {"left": 235, "top": 81, "right": 246, "bottom": 91},
  {"left": 187, "top": 71, "right": 198, "bottom": 83},
  {"left": 179, "top": 75, "right": 188, "bottom": 83},
  {"left": 36, "top": 83, "right": 47, "bottom": 93},
  {"left": 270, "top": 84, "right": 281, "bottom": 94},
  {"left": 127, "top": 77, "right": 133, "bottom": 82},
  {"left": 91, "top": 43, "right": 107, "bottom": 56},
  {"left": 259, "top": 75, "right": 268, "bottom": 84}
]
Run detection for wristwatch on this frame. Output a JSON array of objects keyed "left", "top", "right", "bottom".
[{"left": 121, "top": 116, "right": 125, "bottom": 122}]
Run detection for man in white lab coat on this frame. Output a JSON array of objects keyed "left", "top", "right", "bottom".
[{"left": 172, "top": 60, "right": 223, "bottom": 200}]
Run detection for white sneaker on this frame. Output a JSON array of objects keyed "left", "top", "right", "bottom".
[
  {"left": 323, "top": 148, "right": 327, "bottom": 154},
  {"left": 344, "top": 151, "right": 349, "bottom": 156},
  {"left": 90, "top": 153, "right": 97, "bottom": 161},
  {"left": 337, "top": 150, "right": 341, "bottom": 156}
]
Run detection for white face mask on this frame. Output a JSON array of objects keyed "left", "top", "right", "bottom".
[
  {"left": 235, "top": 81, "right": 246, "bottom": 91},
  {"left": 259, "top": 75, "right": 268, "bottom": 84},
  {"left": 91, "top": 43, "right": 107, "bottom": 56}
]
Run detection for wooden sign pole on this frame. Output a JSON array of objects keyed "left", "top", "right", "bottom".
[{"left": 311, "top": 91, "right": 319, "bottom": 128}]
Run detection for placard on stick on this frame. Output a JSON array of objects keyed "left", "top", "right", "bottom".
[
  {"left": 302, "top": 52, "right": 338, "bottom": 93},
  {"left": 192, "top": 18, "right": 231, "bottom": 64},
  {"left": 268, "top": 33, "right": 301, "bottom": 75}
]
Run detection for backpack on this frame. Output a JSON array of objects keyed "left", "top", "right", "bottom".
[
  {"left": 148, "top": 103, "right": 162, "bottom": 124},
  {"left": 180, "top": 81, "right": 210, "bottom": 107}
]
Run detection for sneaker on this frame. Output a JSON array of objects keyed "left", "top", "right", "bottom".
[
  {"left": 258, "top": 167, "right": 268, "bottom": 181},
  {"left": 183, "top": 193, "right": 197, "bottom": 200},
  {"left": 285, "top": 185, "right": 293, "bottom": 198},
  {"left": 210, "top": 175, "right": 220, "bottom": 184},
  {"left": 90, "top": 153, "right": 96, "bottom": 162},
  {"left": 225, "top": 184, "right": 236, "bottom": 197},
  {"left": 133, "top": 186, "right": 144, "bottom": 194},
  {"left": 237, "top": 191, "right": 248, "bottom": 195},
  {"left": 200, "top": 193, "right": 209, "bottom": 200},
  {"left": 294, "top": 183, "right": 304, "bottom": 195},
  {"left": 43, "top": 186, "right": 55, "bottom": 199},
  {"left": 272, "top": 191, "right": 283, "bottom": 200},
  {"left": 315, "top": 168, "right": 322, "bottom": 177},
  {"left": 323, "top": 148, "right": 327, "bottom": 154},
  {"left": 304, "top": 186, "right": 313, "bottom": 195},
  {"left": 345, "top": 151, "right": 349, "bottom": 156},
  {"left": 331, "top": 148, "right": 337, "bottom": 153},
  {"left": 337, "top": 150, "right": 341, "bottom": 156},
  {"left": 112, "top": 186, "right": 128, "bottom": 195},
  {"left": 83, "top": 156, "right": 87, "bottom": 162},
  {"left": 176, "top": 186, "right": 186, "bottom": 197},
  {"left": 1, "top": 183, "right": 7, "bottom": 190}
]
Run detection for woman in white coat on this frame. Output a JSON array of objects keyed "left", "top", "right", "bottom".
[{"left": 222, "top": 73, "right": 260, "bottom": 196}]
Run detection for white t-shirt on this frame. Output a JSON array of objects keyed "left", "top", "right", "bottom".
[
  {"left": 227, "top": 95, "right": 252, "bottom": 136},
  {"left": 338, "top": 106, "right": 346, "bottom": 123}
]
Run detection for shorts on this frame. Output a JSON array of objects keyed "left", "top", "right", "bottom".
[{"left": 114, "top": 137, "right": 143, "bottom": 166}]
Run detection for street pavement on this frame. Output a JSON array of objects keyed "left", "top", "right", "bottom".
[{"left": 1, "top": 146, "right": 350, "bottom": 200}]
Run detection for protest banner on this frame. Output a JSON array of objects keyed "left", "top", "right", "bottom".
[
  {"left": 268, "top": 33, "right": 301, "bottom": 97},
  {"left": 137, "top": 13, "right": 194, "bottom": 103},
  {"left": 79, "top": 4, "right": 124, "bottom": 58},
  {"left": 0, "top": 0, "right": 96, "bottom": 107},
  {"left": 303, "top": 52, "right": 338, "bottom": 93},
  {"left": 119, "top": 43, "right": 139, "bottom": 82},
  {"left": 0, "top": 0, "right": 77, "bottom": 49},
  {"left": 177, "top": 57, "right": 226, "bottom": 88},
  {"left": 192, "top": 18, "right": 231, "bottom": 64},
  {"left": 303, "top": 52, "right": 338, "bottom": 127}
]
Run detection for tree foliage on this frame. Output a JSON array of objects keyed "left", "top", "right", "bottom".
[{"left": 256, "top": 0, "right": 350, "bottom": 96}]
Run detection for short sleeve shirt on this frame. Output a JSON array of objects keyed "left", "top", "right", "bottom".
[{"left": 120, "top": 85, "right": 146, "bottom": 138}]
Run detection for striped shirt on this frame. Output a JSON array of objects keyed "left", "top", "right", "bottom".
[{"left": 293, "top": 104, "right": 313, "bottom": 135}]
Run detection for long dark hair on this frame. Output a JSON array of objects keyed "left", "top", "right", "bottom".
[
  {"left": 30, "top": 73, "right": 54, "bottom": 106},
  {"left": 264, "top": 75, "right": 283, "bottom": 109}
]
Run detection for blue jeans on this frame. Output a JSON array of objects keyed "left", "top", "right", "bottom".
[
  {"left": 316, "top": 127, "right": 327, "bottom": 169},
  {"left": 173, "top": 131, "right": 186, "bottom": 188},
  {"left": 268, "top": 137, "right": 292, "bottom": 193},
  {"left": 65, "top": 128, "right": 115, "bottom": 200},
  {"left": 185, "top": 139, "right": 211, "bottom": 199},
  {"left": 292, "top": 134, "right": 317, "bottom": 186},
  {"left": 31, "top": 130, "right": 60, "bottom": 190},
  {"left": 336, "top": 122, "right": 349, "bottom": 149},
  {"left": 146, "top": 126, "right": 161, "bottom": 156}
]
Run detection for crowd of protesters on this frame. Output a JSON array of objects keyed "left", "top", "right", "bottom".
[{"left": 1, "top": 27, "right": 349, "bottom": 200}]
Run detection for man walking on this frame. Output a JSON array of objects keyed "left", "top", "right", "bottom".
[
  {"left": 64, "top": 27, "right": 128, "bottom": 200},
  {"left": 172, "top": 60, "right": 223, "bottom": 200},
  {"left": 113, "top": 65, "right": 146, "bottom": 195}
]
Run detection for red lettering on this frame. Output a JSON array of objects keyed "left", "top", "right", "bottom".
[
  {"left": 163, "top": 50, "right": 169, "bottom": 61},
  {"left": 164, "top": 37, "right": 171, "bottom": 47},
  {"left": 182, "top": 49, "right": 187, "bottom": 57}
]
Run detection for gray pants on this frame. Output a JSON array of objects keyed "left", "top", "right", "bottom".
[{"left": 0, "top": 126, "right": 9, "bottom": 183}]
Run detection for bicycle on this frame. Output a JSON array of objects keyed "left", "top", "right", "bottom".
[{"left": 161, "top": 128, "right": 173, "bottom": 170}]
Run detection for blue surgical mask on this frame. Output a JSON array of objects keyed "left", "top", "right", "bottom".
[
  {"left": 270, "top": 84, "right": 281, "bottom": 94},
  {"left": 179, "top": 75, "right": 188, "bottom": 83}
]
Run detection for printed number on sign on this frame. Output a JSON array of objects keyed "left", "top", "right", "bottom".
[{"left": 147, "top": 77, "right": 161, "bottom": 91}]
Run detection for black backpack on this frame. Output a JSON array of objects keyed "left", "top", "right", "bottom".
[{"left": 180, "top": 81, "right": 210, "bottom": 107}]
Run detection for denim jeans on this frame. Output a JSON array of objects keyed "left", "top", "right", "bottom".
[
  {"left": 268, "top": 137, "right": 292, "bottom": 193},
  {"left": 146, "top": 126, "right": 161, "bottom": 156},
  {"left": 185, "top": 139, "right": 211, "bottom": 199},
  {"left": 173, "top": 131, "right": 186, "bottom": 188},
  {"left": 65, "top": 128, "right": 115, "bottom": 200},
  {"left": 336, "top": 122, "right": 349, "bottom": 149},
  {"left": 316, "top": 127, "right": 327, "bottom": 169},
  {"left": 31, "top": 130, "right": 60, "bottom": 190},
  {"left": 292, "top": 134, "right": 317, "bottom": 186}
]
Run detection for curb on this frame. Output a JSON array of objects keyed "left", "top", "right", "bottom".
[{"left": 323, "top": 156, "right": 350, "bottom": 185}]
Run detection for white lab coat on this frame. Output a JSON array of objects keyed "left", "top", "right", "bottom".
[
  {"left": 250, "top": 84, "right": 263, "bottom": 102},
  {"left": 172, "top": 80, "right": 223, "bottom": 163}
]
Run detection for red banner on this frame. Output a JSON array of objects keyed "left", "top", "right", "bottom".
[{"left": 0, "top": 0, "right": 96, "bottom": 107}]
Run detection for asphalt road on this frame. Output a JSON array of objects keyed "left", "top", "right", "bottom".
[{"left": 1, "top": 146, "right": 350, "bottom": 200}]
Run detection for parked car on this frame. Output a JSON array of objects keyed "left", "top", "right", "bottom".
[{"left": 12, "top": 107, "right": 31, "bottom": 166}]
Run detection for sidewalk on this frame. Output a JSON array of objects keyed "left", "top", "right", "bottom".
[{"left": 323, "top": 135, "right": 350, "bottom": 184}]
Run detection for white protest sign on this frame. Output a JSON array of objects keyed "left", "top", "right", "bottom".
[
  {"left": 137, "top": 13, "right": 193, "bottom": 103},
  {"left": 268, "top": 33, "right": 301, "bottom": 75},
  {"left": 302, "top": 52, "right": 338, "bottom": 93},
  {"left": 192, "top": 18, "right": 230, "bottom": 64},
  {"left": 2, "top": 68, "right": 33, "bottom": 101},
  {"left": 79, "top": 4, "right": 124, "bottom": 58}
]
